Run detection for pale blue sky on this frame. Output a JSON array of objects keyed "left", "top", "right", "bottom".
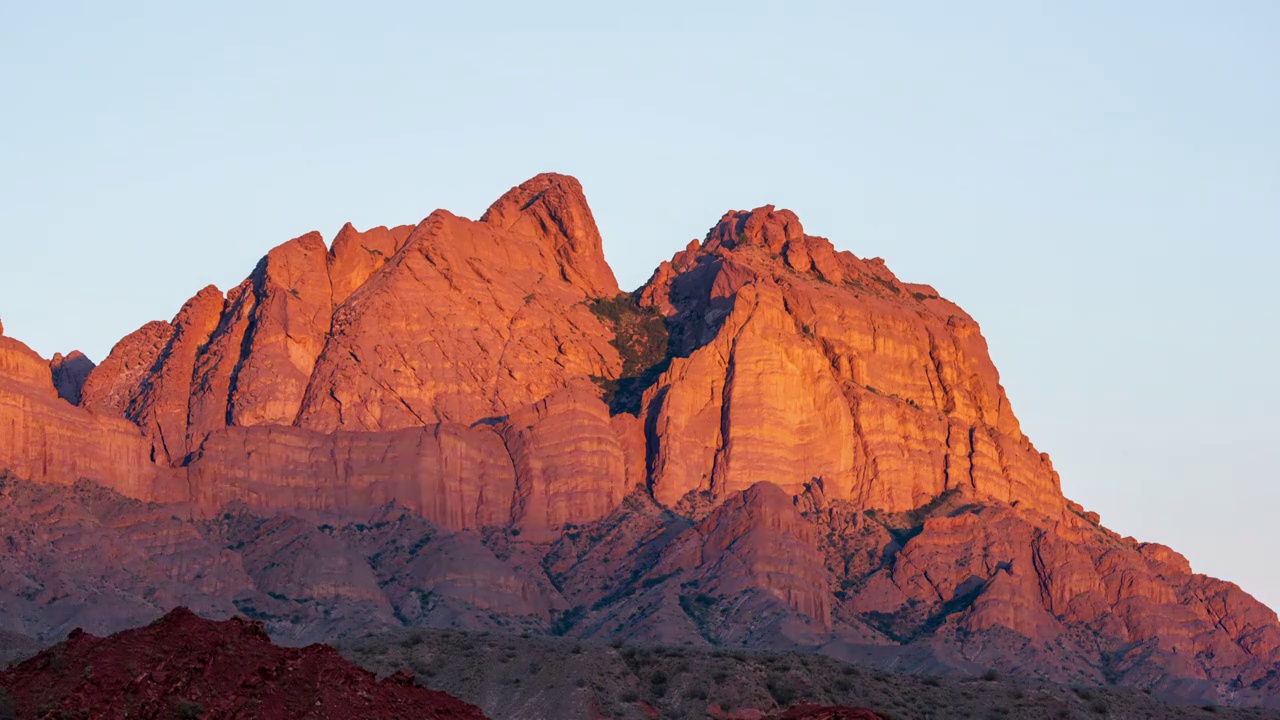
[{"left": 2, "top": 3, "right": 1277, "bottom": 610}]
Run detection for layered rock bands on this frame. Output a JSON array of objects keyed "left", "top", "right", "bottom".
[{"left": 0, "top": 172, "right": 1275, "bottom": 707}]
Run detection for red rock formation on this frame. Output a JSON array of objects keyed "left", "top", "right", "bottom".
[
  {"left": 2, "top": 173, "right": 1278, "bottom": 706},
  {"left": 479, "top": 172, "right": 620, "bottom": 298},
  {"left": 327, "top": 222, "right": 416, "bottom": 302},
  {"left": 639, "top": 206, "right": 1064, "bottom": 519},
  {"left": 644, "top": 284, "right": 857, "bottom": 507},
  {"left": 501, "top": 385, "right": 631, "bottom": 541},
  {"left": 656, "top": 482, "right": 833, "bottom": 629},
  {"left": 294, "top": 207, "right": 619, "bottom": 432},
  {"left": 0, "top": 607, "right": 489, "bottom": 719},
  {"left": 64, "top": 174, "right": 635, "bottom": 540},
  {"left": 184, "top": 423, "right": 516, "bottom": 530},
  {"left": 124, "top": 285, "right": 225, "bottom": 464},
  {"left": 0, "top": 336, "right": 59, "bottom": 394},
  {"left": 80, "top": 319, "right": 174, "bottom": 417},
  {"left": 0, "top": 336, "right": 161, "bottom": 499},
  {"left": 813, "top": 486, "right": 1280, "bottom": 691},
  {"left": 228, "top": 232, "right": 336, "bottom": 427},
  {"left": 49, "top": 350, "right": 94, "bottom": 405}
]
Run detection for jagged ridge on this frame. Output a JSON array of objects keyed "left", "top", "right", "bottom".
[{"left": 0, "top": 173, "right": 1276, "bottom": 710}]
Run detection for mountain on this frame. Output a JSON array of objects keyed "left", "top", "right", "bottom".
[
  {"left": 0, "top": 172, "right": 1277, "bottom": 710},
  {"left": 0, "top": 607, "right": 487, "bottom": 719}
]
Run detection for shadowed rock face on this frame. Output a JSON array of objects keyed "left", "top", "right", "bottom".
[
  {"left": 49, "top": 350, "right": 94, "bottom": 405},
  {"left": 0, "top": 607, "right": 488, "bottom": 719},
  {"left": 0, "top": 173, "right": 1278, "bottom": 708}
]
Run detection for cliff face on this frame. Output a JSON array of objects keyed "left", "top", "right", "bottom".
[
  {"left": 637, "top": 206, "right": 1062, "bottom": 518},
  {"left": 0, "top": 173, "right": 1276, "bottom": 707},
  {"left": 0, "top": 333, "right": 162, "bottom": 498}
]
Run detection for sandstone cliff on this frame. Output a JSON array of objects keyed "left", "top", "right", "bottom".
[
  {"left": 0, "top": 173, "right": 1276, "bottom": 708},
  {"left": 638, "top": 206, "right": 1063, "bottom": 518}
]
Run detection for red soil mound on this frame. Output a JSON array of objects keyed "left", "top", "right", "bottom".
[
  {"left": 769, "top": 705, "right": 885, "bottom": 720},
  {"left": 0, "top": 607, "right": 487, "bottom": 719}
]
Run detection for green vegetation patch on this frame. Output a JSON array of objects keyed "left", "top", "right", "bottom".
[{"left": 587, "top": 295, "right": 671, "bottom": 415}]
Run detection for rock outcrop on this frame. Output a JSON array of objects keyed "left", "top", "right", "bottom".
[
  {"left": 0, "top": 607, "right": 489, "bottom": 719},
  {"left": 0, "top": 475, "right": 250, "bottom": 642},
  {"left": 502, "top": 385, "right": 632, "bottom": 542},
  {"left": 0, "top": 336, "right": 160, "bottom": 498},
  {"left": 1, "top": 172, "right": 1277, "bottom": 708},
  {"left": 655, "top": 482, "right": 834, "bottom": 630},
  {"left": 49, "top": 350, "right": 94, "bottom": 405},
  {"left": 479, "top": 172, "right": 620, "bottom": 298},
  {"left": 809, "top": 485, "right": 1280, "bottom": 699},
  {"left": 293, "top": 206, "right": 618, "bottom": 433},
  {"left": 184, "top": 423, "right": 516, "bottom": 530},
  {"left": 639, "top": 206, "right": 1063, "bottom": 519},
  {"left": 79, "top": 319, "right": 175, "bottom": 417}
]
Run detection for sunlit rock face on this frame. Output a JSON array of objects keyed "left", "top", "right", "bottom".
[
  {"left": 639, "top": 205, "right": 1063, "bottom": 519},
  {"left": 1, "top": 173, "right": 1277, "bottom": 707}
]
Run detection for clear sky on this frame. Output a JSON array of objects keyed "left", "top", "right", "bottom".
[{"left": 2, "top": 3, "right": 1277, "bottom": 610}]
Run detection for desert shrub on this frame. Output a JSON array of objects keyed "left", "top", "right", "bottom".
[
  {"left": 550, "top": 605, "right": 585, "bottom": 636},
  {"left": 765, "top": 674, "right": 798, "bottom": 706},
  {"left": 174, "top": 699, "right": 205, "bottom": 719},
  {"left": 587, "top": 295, "right": 670, "bottom": 414}
]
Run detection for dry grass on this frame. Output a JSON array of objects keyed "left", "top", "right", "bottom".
[{"left": 340, "top": 628, "right": 1280, "bottom": 720}]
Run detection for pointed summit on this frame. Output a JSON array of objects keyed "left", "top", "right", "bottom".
[{"left": 481, "top": 173, "right": 619, "bottom": 298}]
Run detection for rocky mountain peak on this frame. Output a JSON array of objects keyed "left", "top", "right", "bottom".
[
  {"left": 49, "top": 350, "right": 95, "bottom": 405},
  {"left": 705, "top": 204, "right": 806, "bottom": 254},
  {"left": 480, "top": 172, "right": 619, "bottom": 298},
  {"left": 0, "top": 173, "right": 1277, "bottom": 709}
]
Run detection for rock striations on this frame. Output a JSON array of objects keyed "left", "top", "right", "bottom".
[{"left": 0, "top": 172, "right": 1276, "bottom": 709}]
